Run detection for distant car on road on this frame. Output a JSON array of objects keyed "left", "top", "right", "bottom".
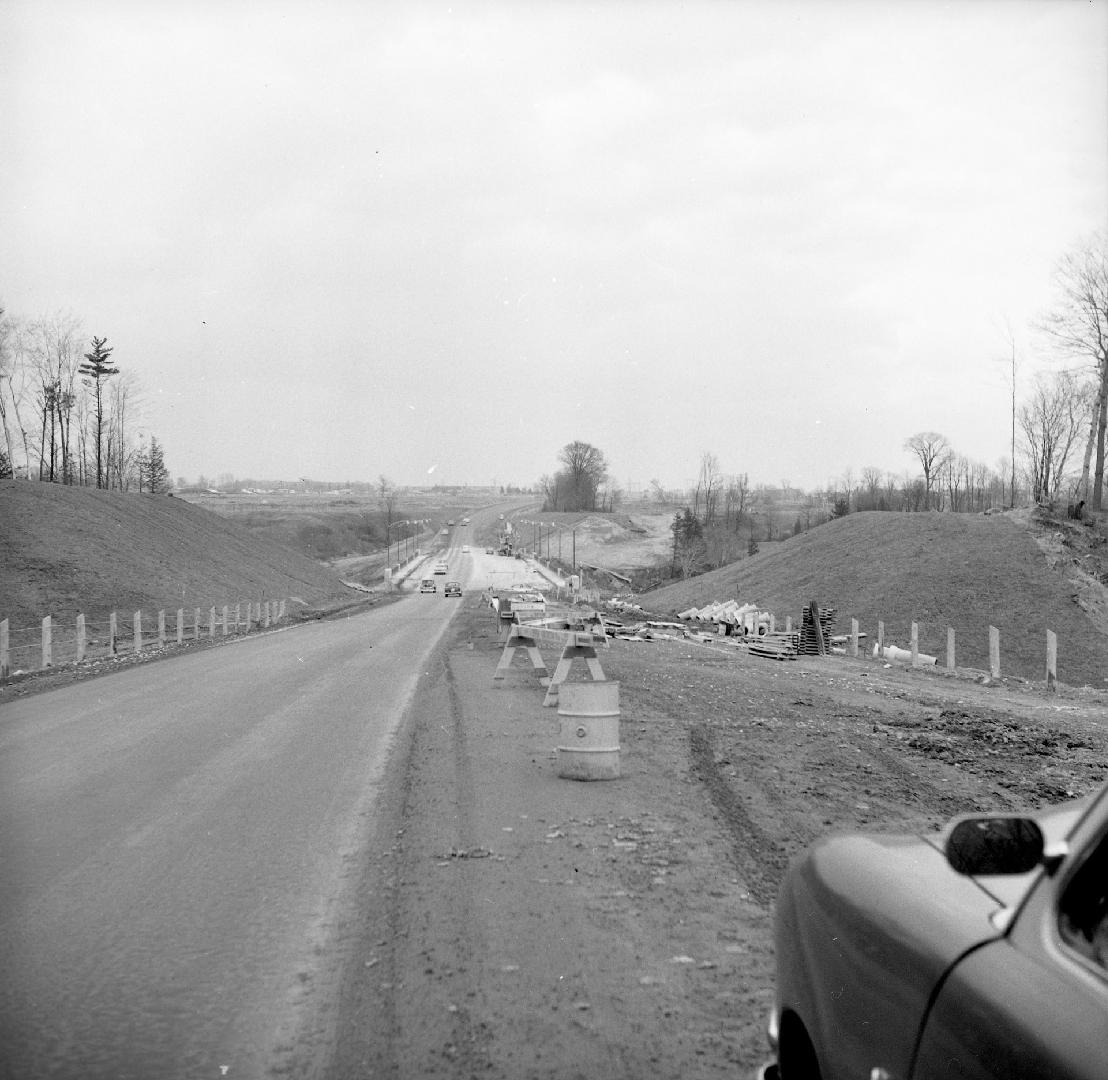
[
  {"left": 759, "top": 779, "right": 1108, "bottom": 1080},
  {"left": 444, "top": 581, "right": 462, "bottom": 598},
  {"left": 462, "top": 545, "right": 470, "bottom": 553},
  {"left": 485, "top": 548, "right": 494, "bottom": 555},
  {"left": 434, "top": 562, "right": 448, "bottom": 575},
  {"left": 419, "top": 579, "right": 436, "bottom": 593}
]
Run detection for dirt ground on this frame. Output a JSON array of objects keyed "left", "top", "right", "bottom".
[{"left": 315, "top": 596, "right": 1108, "bottom": 1079}]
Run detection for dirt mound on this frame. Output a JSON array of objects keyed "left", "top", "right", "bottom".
[
  {"left": 0, "top": 480, "right": 355, "bottom": 628},
  {"left": 541, "top": 510, "right": 674, "bottom": 569},
  {"left": 640, "top": 510, "right": 1108, "bottom": 688}
]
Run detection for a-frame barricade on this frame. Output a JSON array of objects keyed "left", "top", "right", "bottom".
[
  {"left": 542, "top": 632, "right": 607, "bottom": 708},
  {"left": 494, "top": 624, "right": 549, "bottom": 683}
]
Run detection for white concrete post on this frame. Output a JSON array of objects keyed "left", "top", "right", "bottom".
[
  {"left": 850, "top": 618, "right": 859, "bottom": 658},
  {"left": 263, "top": 601, "right": 271, "bottom": 628},
  {"left": 158, "top": 610, "right": 166, "bottom": 647},
  {"left": 77, "top": 613, "right": 86, "bottom": 662},
  {"left": 1046, "top": 630, "right": 1057, "bottom": 691},
  {"left": 877, "top": 620, "right": 885, "bottom": 656},
  {"left": 193, "top": 608, "right": 201, "bottom": 640},
  {"left": 235, "top": 602, "right": 241, "bottom": 628},
  {"left": 989, "top": 626, "right": 1000, "bottom": 679},
  {"left": 110, "top": 611, "right": 118, "bottom": 654},
  {"left": 42, "top": 616, "right": 53, "bottom": 668},
  {"left": 910, "top": 622, "right": 919, "bottom": 667},
  {"left": 245, "top": 603, "right": 252, "bottom": 631},
  {"left": 0, "top": 619, "right": 8, "bottom": 679},
  {"left": 133, "top": 611, "right": 143, "bottom": 654},
  {"left": 222, "top": 605, "right": 229, "bottom": 637},
  {"left": 946, "top": 627, "right": 955, "bottom": 671},
  {"left": 208, "top": 607, "right": 217, "bottom": 638},
  {"left": 176, "top": 609, "right": 184, "bottom": 645}
]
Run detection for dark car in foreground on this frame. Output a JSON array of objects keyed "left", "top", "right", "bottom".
[
  {"left": 444, "top": 581, "right": 462, "bottom": 598},
  {"left": 760, "top": 779, "right": 1108, "bottom": 1079}
]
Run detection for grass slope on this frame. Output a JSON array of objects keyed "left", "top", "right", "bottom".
[
  {"left": 0, "top": 480, "right": 355, "bottom": 629},
  {"left": 642, "top": 511, "right": 1108, "bottom": 688}
]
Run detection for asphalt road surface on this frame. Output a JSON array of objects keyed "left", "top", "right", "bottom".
[{"left": 0, "top": 557, "right": 473, "bottom": 1079}]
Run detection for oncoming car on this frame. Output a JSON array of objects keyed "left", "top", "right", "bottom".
[
  {"left": 760, "top": 779, "right": 1108, "bottom": 1079},
  {"left": 418, "top": 579, "right": 436, "bottom": 594},
  {"left": 444, "top": 581, "right": 462, "bottom": 598}
]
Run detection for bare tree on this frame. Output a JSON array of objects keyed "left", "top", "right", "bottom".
[
  {"left": 377, "top": 474, "right": 397, "bottom": 526},
  {"left": 105, "top": 371, "right": 142, "bottom": 490},
  {"left": 1019, "top": 370, "right": 1092, "bottom": 504},
  {"left": 859, "top": 466, "right": 883, "bottom": 510},
  {"left": 26, "top": 314, "right": 82, "bottom": 482},
  {"left": 904, "top": 432, "right": 952, "bottom": 510},
  {"left": 724, "top": 472, "right": 751, "bottom": 530},
  {"left": 0, "top": 308, "right": 33, "bottom": 477},
  {"left": 694, "top": 451, "right": 721, "bottom": 526},
  {"left": 1040, "top": 234, "right": 1108, "bottom": 510}
]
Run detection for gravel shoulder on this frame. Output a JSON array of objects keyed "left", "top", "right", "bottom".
[{"left": 320, "top": 598, "right": 1108, "bottom": 1078}]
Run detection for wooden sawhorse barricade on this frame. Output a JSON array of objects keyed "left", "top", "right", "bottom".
[{"left": 493, "top": 622, "right": 608, "bottom": 707}]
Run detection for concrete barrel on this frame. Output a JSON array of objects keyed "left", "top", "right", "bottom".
[{"left": 556, "top": 681, "right": 620, "bottom": 781}]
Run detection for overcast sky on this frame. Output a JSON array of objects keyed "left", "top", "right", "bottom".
[{"left": 4, "top": 0, "right": 1106, "bottom": 493}]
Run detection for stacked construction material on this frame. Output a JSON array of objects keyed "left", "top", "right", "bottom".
[
  {"left": 747, "top": 631, "right": 800, "bottom": 661},
  {"left": 799, "top": 602, "right": 836, "bottom": 655},
  {"left": 677, "top": 600, "right": 770, "bottom": 634}
]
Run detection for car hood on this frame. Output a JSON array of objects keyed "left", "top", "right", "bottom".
[
  {"left": 804, "top": 833, "right": 1008, "bottom": 966},
  {"left": 798, "top": 795, "right": 1091, "bottom": 965}
]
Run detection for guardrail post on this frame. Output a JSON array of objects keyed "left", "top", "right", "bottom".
[
  {"left": 110, "top": 611, "right": 118, "bottom": 654},
  {"left": 176, "top": 609, "right": 184, "bottom": 645},
  {"left": 850, "top": 618, "right": 859, "bottom": 658},
  {"left": 77, "top": 613, "right": 86, "bottom": 662},
  {"left": 222, "top": 605, "right": 229, "bottom": 637},
  {"left": 0, "top": 619, "right": 8, "bottom": 679},
  {"left": 989, "top": 625, "right": 1001, "bottom": 679},
  {"left": 877, "top": 620, "right": 884, "bottom": 657},
  {"left": 1046, "top": 630, "right": 1057, "bottom": 691},
  {"left": 158, "top": 610, "right": 166, "bottom": 647},
  {"left": 209, "top": 606, "right": 217, "bottom": 638},
  {"left": 133, "top": 611, "right": 143, "bottom": 654},
  {"left": 263, "top": 601, "right": 271, "bottom": 628},
  {"left": 193, "top": 607, "right": 201, "bottom": 640},
  {"left": 946, "top": 627, "right": 955, "bottom": 671},
  {"left": 41, "top": 616, "right": 52, "bottom": 668},
  {"left": 245, "top": 603, "right": 252, "bottom": 631},
  {"left": 235, "top": 602, "right": 241, "bottom": 628},
  {"left": 910, "top": 622, "right": 919, "bottom": 667}
]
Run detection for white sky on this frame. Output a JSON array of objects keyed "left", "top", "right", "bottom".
[{"left": 3, "top": 0, "right": 1106, "bottom": 492}]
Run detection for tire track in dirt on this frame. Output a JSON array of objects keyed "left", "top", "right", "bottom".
[{"left": 687, "top": 724, "right": 796, "bottom": 908}]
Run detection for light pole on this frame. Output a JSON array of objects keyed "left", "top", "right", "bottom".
[{"left": 386, "top": 519, "right": 410, "bottom": 567}]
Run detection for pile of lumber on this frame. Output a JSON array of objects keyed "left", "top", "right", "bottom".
[
  {"left": 746, "top": 631, "right": 800, "bottom": 661},
  {"left": 799, "top": 602, "right": 836, "bottom": 655}
]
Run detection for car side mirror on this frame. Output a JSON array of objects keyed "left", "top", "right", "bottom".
[{"left": 946, "top": 817, "right": 1045, "bottom": 876}]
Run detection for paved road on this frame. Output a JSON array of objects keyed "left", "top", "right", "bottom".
[{"left": 0, "top": 579, "right": 463, "bottom": 1079}]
